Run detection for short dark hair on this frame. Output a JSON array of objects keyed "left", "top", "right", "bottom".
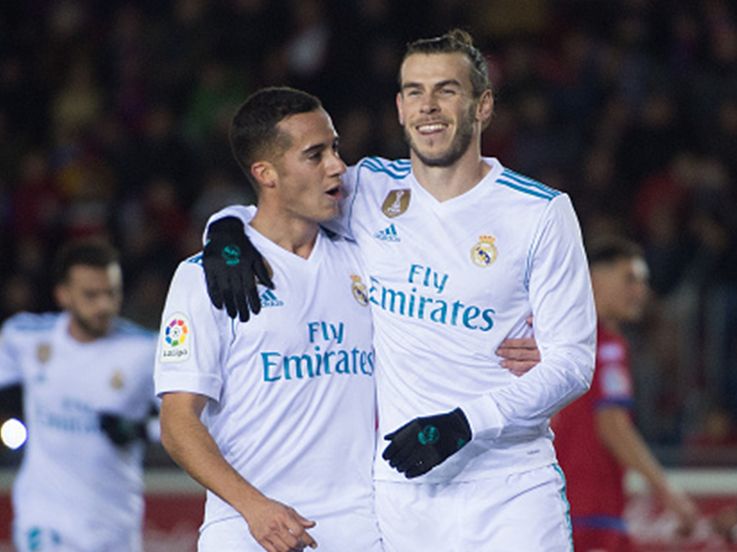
[
  {"left": 400, "top": 29, "right": 491, "bottom": 98},
  {"left": 587, "top": 236, "right": 644, "bottom": 268},
  {"left": 54, "top": 239, "right": 120, "bottom": 284},
  {"left": 230, "top": 87, "right": 322, "bottom": 194}
]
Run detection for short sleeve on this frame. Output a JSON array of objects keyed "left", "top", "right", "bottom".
[
  {"left": 594, "top": 340, "right": 634, "bottom": 409},
  {"left": 155, "top": 260, "right": 228, "bottom": 401}
]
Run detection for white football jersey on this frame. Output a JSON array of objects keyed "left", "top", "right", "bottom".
[
  {"left": 0, "top": 311, "right": 156, "bottom": 550},
  {"left": 155, "top": 226, "right": 378, "bottom": 542},
  {"left": 333, "top": 156, "right": 596, "bottom": 482},
  {"left": 208, "top": 156, "right": 596, "bottom": 484}
]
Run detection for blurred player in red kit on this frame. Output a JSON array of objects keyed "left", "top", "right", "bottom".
[{"left": 552, "top": 236, "right": 698, "bottom": 551}]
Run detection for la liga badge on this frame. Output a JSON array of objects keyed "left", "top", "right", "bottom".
[{"left": 160, "top": 313, "right": 191, "bottom": 363}]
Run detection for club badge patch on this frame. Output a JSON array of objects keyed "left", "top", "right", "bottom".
[
  {"left": 382, "top": 189, "right": 411, "bottom": 218},
  {"left": 110, "top": 370, "right": 125, "bottom": 390},
  {"left": 351, "top": 274, "right": 369, "bottom": 306},
  {"left": 34, "top": 342, "right": 50, "bottom": 382},
  {"left": 471, "top": 235, "right": 498, "bottom": 267},
  {"left": 160, "top": 314, "right": 191, "bottom": 362},
  {"left": 602, "top": 364, "right": 632, "bottom": 398},
  {"left": 36, "top": 343, "right": 51, "bottom": 363}
]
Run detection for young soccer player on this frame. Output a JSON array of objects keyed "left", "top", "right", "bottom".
[{"left": 155, "top": 87, "right": 381, "bottom": 552}]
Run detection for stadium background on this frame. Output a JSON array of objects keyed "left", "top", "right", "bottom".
[{"left": 0, "top": 0, "right": 736, "bottom": 549}]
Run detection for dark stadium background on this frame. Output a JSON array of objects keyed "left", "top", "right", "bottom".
[{"left": 1, "top": 1, "right": 736, "bottom": 549}]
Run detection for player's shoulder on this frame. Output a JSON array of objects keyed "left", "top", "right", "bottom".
[
  {"left": 182, "top": 251, "right": 204, "bottom": 268},
  {"left": 163, "top": 252, "right": 210, "bottom": 307},
  {"left": 353, "top": 156, "right": 412, "bottom": 182},
  {"left": 1, "top": 311, "right": 60, "bottom": 336},
  {"left": 172, "top": 252, "right": 208, "bottom": 286},
  {"left": 492, "top": 164, "right": 564, "bottom": 204},
  {"left": 166, "top": 251, "right": 206, "bottom": 279}
]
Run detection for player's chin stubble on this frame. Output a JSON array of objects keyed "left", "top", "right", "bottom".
[{"left": 403, "top": 108, "right": 476, "bottom": 168}]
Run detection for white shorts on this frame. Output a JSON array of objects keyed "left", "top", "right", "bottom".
[
  {"left": 198, "top": 512, "right": 384, "bottom": 552},
  {"left": 375, "top": 463, "right": 572, "bottom": 552}
]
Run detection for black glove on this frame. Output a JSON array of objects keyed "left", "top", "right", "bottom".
[
  {"left": 99, "top": 412, "right": 147, "bottom": 447},
  {"left": 382, "top": 408, "right": 471, "bottom": 478},
  {"left": 203, "top": 216, "right": 273, "bottom": 322}
]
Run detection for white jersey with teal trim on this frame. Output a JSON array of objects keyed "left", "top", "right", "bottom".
[
  {"left": 0, "top": 311, "right": 156, "bottom": 551},
  {"left": 155, "top": 227, "right": 378, "bottom": 545},
  {"left": 331, "top": 156, "right": 596, "bottom": 483}
]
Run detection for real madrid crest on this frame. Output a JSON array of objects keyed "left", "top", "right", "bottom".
[
  {"left": 471, "top": 235, "right": 498, "bottom": 267},
  {"left": 382, "top": 189, "right": 411, "bottom": 218},
  {"left": 36, "top": 342, "right": 52, "bottom": 363},
  {"left": 110, "top": 370, "right": 125, "bottom": 390},
  {"left": 350, "top": 274, "right": 369, "bottom": 306}
]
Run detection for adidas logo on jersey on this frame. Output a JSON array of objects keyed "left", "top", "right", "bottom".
[
  {"left": 373, "top": 223, "right": 400, "bottom": 242},
  {"left": 260, "top": 289, "right": 284, "bottom": 307}
]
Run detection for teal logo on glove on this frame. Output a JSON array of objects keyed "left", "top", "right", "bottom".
[
  {"left": 222, "top": 245, "right": 241, "bottom": 266},
  {"left": 418, "top": 425, "right": 439, "bottom": 445}
]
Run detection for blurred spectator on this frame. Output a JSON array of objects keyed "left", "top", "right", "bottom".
[
  {"left": 51, "top": 56, "right": 102, "bottom": 138},
  {"left": 9, "top": 151, "right": 62, "bottom": 241}
]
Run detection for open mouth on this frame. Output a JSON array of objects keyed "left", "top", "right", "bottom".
[{"left": 325, "top": 185, "right": 342, "bottom": 198}]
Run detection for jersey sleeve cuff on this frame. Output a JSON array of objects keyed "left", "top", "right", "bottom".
[
  {"left": 461, "top": 394, "right": 505, "bottom": 440},
  {"left": 155, "top": 372, "right": 222, "bottom": 402}
]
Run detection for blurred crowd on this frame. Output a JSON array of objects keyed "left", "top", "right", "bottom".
[{"left": 1, "top": 0, "right": 736, "bottom": 462}]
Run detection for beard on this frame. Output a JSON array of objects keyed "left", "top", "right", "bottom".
[
  {"left": 72, "top": 311, "right": 113, "bottom": 339},
  {"left": 403, "top": 103, "right": 476, "bottom": 167}
]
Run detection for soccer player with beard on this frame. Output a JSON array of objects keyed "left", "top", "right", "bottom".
[
  {"left": 0, "top": 239, "right": 157, "bottom": 552},
  {"left": 203, "top": 30, "right": 596, "bottom": 550}
]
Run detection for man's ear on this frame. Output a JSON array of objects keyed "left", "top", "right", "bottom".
[
  {"left": 477, "top": 89, "right": 494, "bottom": 127},
  {"left": 251, "top": 161, "right": 277, "bottom": 190},
  {"left": 396, "top": 91, "right": 406, "bottom": 126},
  {"left": 54, "top": 283, "right": 70, "bottom": 310}
]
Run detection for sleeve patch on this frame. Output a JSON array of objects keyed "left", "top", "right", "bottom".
[
  {"left": 598, "top": 342, "right": 624, "bottom": 362},
  {"left": 600, "top": 363, "right": 632, "bottom": 399},
  {"left": 160, "top": 313, "right": 192, "bottom": 363}
]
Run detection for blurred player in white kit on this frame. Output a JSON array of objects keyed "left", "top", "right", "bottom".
[{"left": 0, "top": 239, "right": 158, "bottom": 552}]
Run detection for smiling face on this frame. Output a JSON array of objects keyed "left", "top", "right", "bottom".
[
  {"left": 268, "top": 108, "right": 346, "bottom": 223},
  {"left": 396, "top": 52, "right": 491, "bottom": 167}
]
